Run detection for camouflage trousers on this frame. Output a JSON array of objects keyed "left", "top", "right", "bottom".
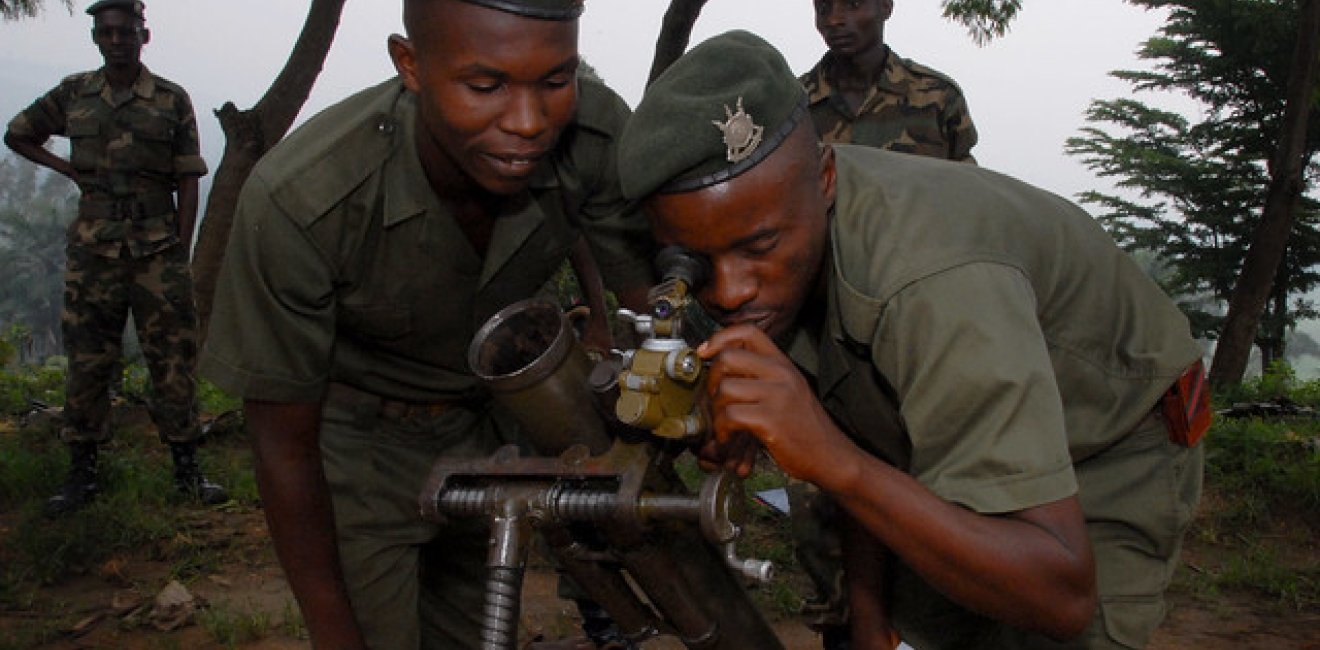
[{"left": 61, "top": 244, "right": 200, "bottom": 444}]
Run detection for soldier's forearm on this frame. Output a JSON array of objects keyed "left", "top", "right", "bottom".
[
  {"left": 4, "top": 131, "right": 77, "bottom": 181},
  {"left": 843, "top": 513, "right": 900, "bottom": 649}
]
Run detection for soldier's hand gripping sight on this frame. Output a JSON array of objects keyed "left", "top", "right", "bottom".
[{"left": 614, "top": 247, "right": 714, "bottom": 440}]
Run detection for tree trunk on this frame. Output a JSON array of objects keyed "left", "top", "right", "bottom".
[
  {"left": 1209, "top": 0, "right": 1320, "bottom": 388},
  {"left": 648, "top": 0, "right": 711, "bottom": 86},
  {"left": 191, "top": 0, "right": 347, "bottom": 345}
]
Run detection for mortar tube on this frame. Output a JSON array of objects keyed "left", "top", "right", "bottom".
[{"left": 469, "top": 299, "right": 613, "bottom": 456}]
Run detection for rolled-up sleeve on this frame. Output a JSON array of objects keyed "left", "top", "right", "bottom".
[
  {"left": 171, "top": 89, "right": 208, "bottom": 177},
  {"left": 873, "top": 262, "right": 1077, "bottom": 514}
]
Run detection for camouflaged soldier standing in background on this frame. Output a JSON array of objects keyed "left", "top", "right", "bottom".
[
  {"left": 4, "top": 0, "right": 226, "bottom": 517},
  {"left": 802, "top": 0, "right": 978, "bottom": 162}
]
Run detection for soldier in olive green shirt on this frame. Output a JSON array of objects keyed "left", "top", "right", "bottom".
[
  {"left": 200, "top": 1, "right": 652, "bottom": 648},
  {"left": 617, "top": 31, "right": 1204, "bottom": 649}
]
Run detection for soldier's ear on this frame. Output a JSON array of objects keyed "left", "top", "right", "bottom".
[
  {"left": 388, "top": 34, "right": 420, "bottom": 94},
  {"left": 140, "top": 27, "right": 150, "bottom": 45}
]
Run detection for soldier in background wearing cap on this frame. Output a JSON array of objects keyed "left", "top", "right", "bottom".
[
  {"left": 618, "top": 30, "right": 1206, "bottom": 649},
  {"left": 199, "top": 0, "right": 653, "bottom": 647},
  {"left": 802, "top": 0, "right": 977, "bottom": 161},
  {"left": 5, "top": 0, "right": 226, "bottom": 516}
]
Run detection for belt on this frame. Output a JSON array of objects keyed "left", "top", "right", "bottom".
[
  {"left": 81, "top": 192, "right": 176, "bottom": 220},
  {"left": 326, "top": 382, "right": 469, "bottom": 420}
]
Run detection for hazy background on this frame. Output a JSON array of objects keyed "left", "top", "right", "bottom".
[
  {"left": 1, "top": 0, "right": 1186, "bottom": 204},
  {"left": 14, "top": 1, "right": 1302, "bottom": 374}
]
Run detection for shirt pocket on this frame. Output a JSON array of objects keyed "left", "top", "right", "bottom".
[
  {"left": 66, "top": 117, "right": 101, "bottom": 173},
  {"left": 128, "top": 119, "right": 178, "bottom": 175}
]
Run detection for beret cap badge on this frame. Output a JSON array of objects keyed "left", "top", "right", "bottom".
[{"left": 712, "top": 97, "right": 763, "bottom": 164}]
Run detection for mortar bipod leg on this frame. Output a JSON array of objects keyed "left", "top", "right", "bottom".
[
  {"left": 482, "top": 501, "right": 532, "bottom": 650},
  {"left": 541, "top": 524, "right": 664, "bottom": 644},
  {"left": 618, "top": 542, "right": 721, "bottom": 648}
]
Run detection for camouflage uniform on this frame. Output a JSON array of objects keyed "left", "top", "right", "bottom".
[
  {"left": 8, "top": 66, "right": 208, "bottom": 443},
  {"left": 800, "top": 46, "right": 978, "bottom": 162},
  {"left": 795, "top": 45, "right": 979, "bottom": 633}
]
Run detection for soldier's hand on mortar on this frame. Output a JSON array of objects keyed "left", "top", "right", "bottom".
[{"left": 697, "top": 324, "right": 865, "bottom": 490}]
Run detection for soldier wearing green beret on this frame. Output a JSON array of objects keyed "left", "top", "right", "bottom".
[
  {"left": 5, "top": 0, "right": 225, "bottom": 516},
  {"left": 619, "top": 30, "right": 1206, "bottom": 650},
  {"left": 199, "top": 0, "right": 652, "bottom": 648},
  {"left": 802, "top": 0, "right": 977, "bottom": 161}
]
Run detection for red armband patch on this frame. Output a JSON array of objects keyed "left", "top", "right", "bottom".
[{"left": 1161, "top": 359, "right": 1212, "bottom": 447}]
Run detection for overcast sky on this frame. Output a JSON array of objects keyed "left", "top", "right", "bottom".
[{"left": 1, "top": 0, "right": 1188, "bottom": 206}]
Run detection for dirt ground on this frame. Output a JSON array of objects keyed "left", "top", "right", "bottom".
[
  {"left": 3, "top": 507, "right": 1317, "bottom": 650},
  {"left": 2, "top": 406, "right": 1315, "bottom": 649}
]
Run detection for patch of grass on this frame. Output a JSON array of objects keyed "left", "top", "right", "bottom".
[
  {"left": 280, "top": 598, "right": 308, "bottom": 640},
  {"left": 198, "top": 602, "right": 275, "bottom": 648},
  {"left": 1176, "top": 539, "right": 1320, "bottom": 611},
  {"left": 0, "top": 359, "right": 64, "bottom": 415},
  {"left": 1170, "top": 366, "right": 1320, "bottom": 611},
  {"left": 0, "top": 375, "right": 259, "bottom": 613},
  {"left": 0, "top": 614, "right": 72, "bottom": 650},
  {"left": 1216, "top": 543, "right": 1320, "bottom": 610},
  {"left": 1203, "top": 416, "right": 1320, "bottom": 526},
  {"left": 197, "top": 379, "right": 241, "bottom": 416}
]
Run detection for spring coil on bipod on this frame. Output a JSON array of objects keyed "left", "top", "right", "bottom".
[
  {"left": 480, "top": 566, "right": 524, "bottom": 650},
  {"left": 544, "top": 483, "right": 619, "bottom": 522}
]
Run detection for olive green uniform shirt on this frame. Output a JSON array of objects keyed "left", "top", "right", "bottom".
[
  {"left": 788, "top": 146, "right": 1202, "bottom": 645},
  {"left": 7, "top": 66, "right": 207, "bottom": 258},
  {"left": 800, "top": 47, "right": 978, "bottom": 162},
  {"left": 200, "top": 76, "right": 651, "bottom": 403},
  {"left": 799, "top": 144, "right": 1198, "bottom": 510}
]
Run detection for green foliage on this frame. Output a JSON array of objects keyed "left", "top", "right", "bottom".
[
  {"left": 0, "top": 355, "right": 64, "bottom": 415},
  {"left": 0, "top": 154, "right": 78, "bottom": 364},
  {"left": 940, "top": 0, "right": 1023, "bottom": 45},
  {"left": 198, "top": 378, "right": 242, "bottom": 416},
  {"left": 0, "top": 0, "right": 73, "bottom": 21},
  {"left": 1203, "top": 416, "right": 1320, "bottom": 521},
  {"left": 1065, "top": 0, "right": 1320, "bottom": 363},
  {"left": 1218, "top": 359, "right": 1320, "bottom": 405}
]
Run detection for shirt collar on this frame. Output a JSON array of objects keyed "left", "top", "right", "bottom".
[
  {"left": 82, "top": 65, "right": 155, "bottom": 98},
  {"left": 808, "top": 46, "right": 903, "bottom": 106}
]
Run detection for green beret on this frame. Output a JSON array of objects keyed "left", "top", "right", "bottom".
[
  {"left": 456, "top": 0, "right": 583, "bottom": 20},
  {"left": 86, "top": 0, "right": 144, "bottom": 18},
  {"left": 618, "top": 30, "right": 807, "bottom": 200}
]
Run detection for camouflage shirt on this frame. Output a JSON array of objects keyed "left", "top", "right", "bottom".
[
  {"left": 800, "top": 47, "right": 978, "bottom": 162},
  {"left": 7, "top": 66, "right": 208, "bottom": 258}
]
